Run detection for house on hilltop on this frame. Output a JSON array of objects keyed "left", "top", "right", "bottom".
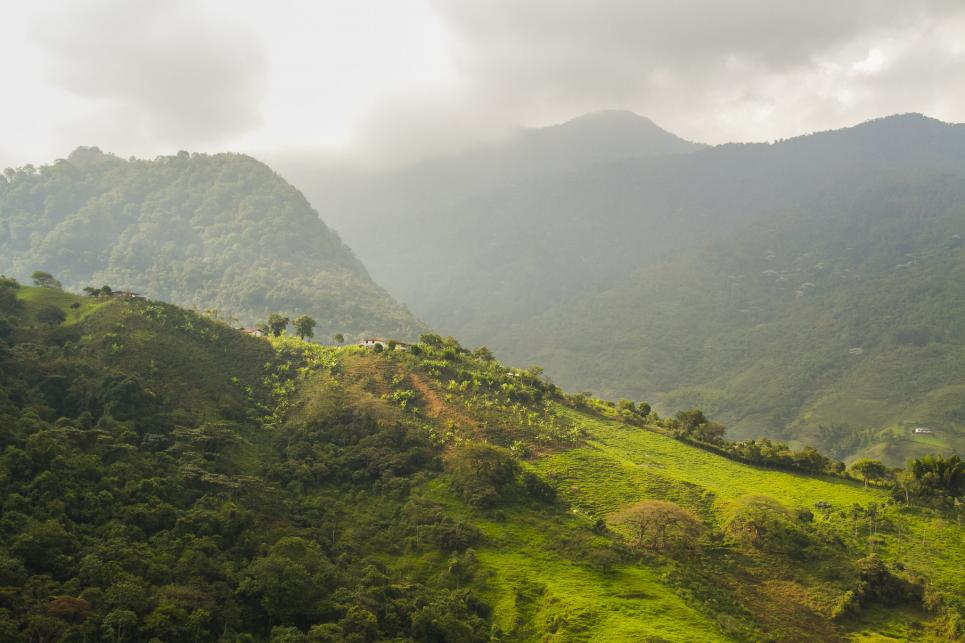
[
  {"left": 240, "top": 327, "right": 266, "bottom": 338},
  {"left": 358, "top": 338, "right": 409, "bottom": 351}
]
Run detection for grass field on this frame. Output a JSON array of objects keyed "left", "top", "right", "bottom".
[
  {"left": 16, "top": 285, "right": 105, "bottom": 323},
  {"left": 421, "top": 480, "right": 730, "bottom": 642},
  {"left": 524, "top": 407, "right": 963, "bottom": 640}
]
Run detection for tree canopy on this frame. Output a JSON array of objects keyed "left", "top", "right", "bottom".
[
  {"left": 0, "top": 148, "right": 424, "bottom": 340},
  {"left": 612, "top": 500, "right": 702, "bottom": 555},
  {"left": 30, "top": 270, "right": 61, "bottom": 289}
]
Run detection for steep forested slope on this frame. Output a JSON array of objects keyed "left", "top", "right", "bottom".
[
  {"left": 0, "top": 281, "right": 960, "bottom": 641},
  {"left": 0, "top": 147, "right": 423, "bottom": 339}
]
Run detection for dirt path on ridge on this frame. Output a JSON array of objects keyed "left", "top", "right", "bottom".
[{"left": 408, "top": 372, "right": 479, "bottom": 435}]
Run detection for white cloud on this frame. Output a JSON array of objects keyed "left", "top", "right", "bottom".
[{"left": 0, "top": 0, "right": 963, "bottom": 169}]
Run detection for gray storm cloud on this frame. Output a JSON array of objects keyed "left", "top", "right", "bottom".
[
  {"left": 6, "top": 0, "right": 965, "bottom": 169},
  {"left": 350, "top": 0, "right": 965, "bottom": 157},
  {"left": 33, "top": 0, "right": 268, "bottom": 150}
]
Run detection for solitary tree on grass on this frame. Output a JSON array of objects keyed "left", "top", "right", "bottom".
[
  {"left": 612, "top": 499, "right": 703, "bottom": 555},
  {"left": 31, "top": 271, "right": 62, "bottom": 289}
]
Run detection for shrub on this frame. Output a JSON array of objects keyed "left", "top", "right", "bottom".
[
  {"left": 853, "top": 554, "right": 922, "bottom": 606},
  {"left": 36, "top": 305, "right": 67, "bottom": 327},
  {"left": 722, "top": 495, "right": 810, "bottom": 553},
  {"left": 521, "top": 470, "right": 557, "bottom": 503},
  {"left": 444, "top": 444, "right": 519, "bottom": 508}
]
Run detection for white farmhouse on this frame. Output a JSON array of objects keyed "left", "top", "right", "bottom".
[{"left": 358, "top": 338, "right": 410, "bottom": 351}]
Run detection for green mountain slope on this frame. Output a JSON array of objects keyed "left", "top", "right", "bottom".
[
  {"left": 290, "top": 113, "right": 965, "bottom": 347},
  {"left": 0, "top": 281, "right": 960, "bottom": 641},
  {"left": 0, "top": 147, "right": 423, "bottom": 339},
  {"left": 307, "top": 112, "right": 965, "bottom": 463},
  {"left": 497, "top": 145, "right": 965, "bottom": 464}
]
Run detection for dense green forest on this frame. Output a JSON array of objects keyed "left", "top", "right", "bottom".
[
  {"left": 0, "top": 280, "right": 961, "bottom": 641},
  {"left": 0, "top": 147, "right": 423, "bottom": 340},
  {"left": 299, "top": 113, "right": 965, "bottom": 463}
]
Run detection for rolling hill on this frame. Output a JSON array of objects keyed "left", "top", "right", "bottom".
[
  {"left": 0, "top": 280, "right": 960, "bottom": 640},
  {"left": 0, "top": 147, "right": 424, "bottom": 340}
]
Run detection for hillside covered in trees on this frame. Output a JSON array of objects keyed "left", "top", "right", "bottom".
[
  {"left": 0, "top": 279, "right": 960, "bottom": 641},
  {"left": 0, "top": 147, "right": 423, "bottom": 340},
  {"left": 296, "top": 113, "right": 965, "bottom": 464}
]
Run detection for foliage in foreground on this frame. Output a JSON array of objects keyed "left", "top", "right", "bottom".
[{"left": 0, "top": 283, "right": 961, "bottom": 641}]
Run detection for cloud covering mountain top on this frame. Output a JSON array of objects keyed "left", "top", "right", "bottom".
[{"left": 1, "top": 0, "right": 963, "bottom": 169}]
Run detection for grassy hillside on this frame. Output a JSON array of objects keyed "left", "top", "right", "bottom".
[
  {"left": 0, "top": 147, "right": 424, "bottom": 340},
  {"left": 0, "top": 282, "right": 960, "bottom": 641}
]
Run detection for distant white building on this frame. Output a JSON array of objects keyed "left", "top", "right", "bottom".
[
  {"left": 358, "top": 338, "right": 409, "bottom": 351},
  {"left": 912, "top": 427, "right": 934, "bottom": 435}
]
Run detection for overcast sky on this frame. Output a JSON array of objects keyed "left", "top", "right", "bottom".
[{"left": 2, "top": 0, "right": 964, "bottom": 170}]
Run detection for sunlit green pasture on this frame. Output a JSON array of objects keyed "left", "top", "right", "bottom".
[{"left": 538, "top": 408, "right": 964, "bottom": 604}]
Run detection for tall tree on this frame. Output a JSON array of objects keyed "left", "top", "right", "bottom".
[
  {"left": 31, "top": 271, "right": 62, "bottom": 289},
  {"left": 851, "top": 460, "right": 888, "bottom": 487},
  {"left": 293, "top": 315, "right": 316, "bottom": 340},
  {"left": 612, "top": 500, "right": 702, "bottom": 555},
  {"left": 266, "top": 313, "right": 290, "bottom": 337}
]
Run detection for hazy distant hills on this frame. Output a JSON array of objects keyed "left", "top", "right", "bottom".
[
  {"left": 286, "top": 109, "right": 703, "bottom": 288},
  {"left": 5, "top": 113, "right": 962, "bottom": 463},
  {"left": 493, "top": 115, "right": 965, "bottom": 464},
  {"left": 296, "top": 112, "right": 965, "bottom": 463},
  {"left": 0, "top": 147, "right": 424, "bottom": 339},
  {"left": 500, "top": 167, "right": 965, "bottom": 461}
]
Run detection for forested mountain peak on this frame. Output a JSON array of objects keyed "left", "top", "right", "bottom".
[
  {"left": 64, "top": 146, "right": 120, "bottom": 167},
  {"left": 280, "top": 110, "right": 704, "bottom": 240},
  {"left": 709, "top": 112, "right": 965, "bottom": 169},
  {"left": 513, "top": 109, "right": 704, "bottom": 158},
  {"left": 0, "top": 148, "right": 424, "bottom": 339}
]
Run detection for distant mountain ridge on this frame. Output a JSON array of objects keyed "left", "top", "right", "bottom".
[
  {"left": 492, "top": 113, "right": 965, "bottom": 463},
  {"left": 288, "top": 112, "right": 965, "bottom": 463},
  {"left": 280, "top": 108, "right": 702, "bottom": 255},
  {"left": 282, "top": 111, "right": 704, "bottom": 334},
  {"left": 0, "top": 147, "right": 424, "bottom": 339}
]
